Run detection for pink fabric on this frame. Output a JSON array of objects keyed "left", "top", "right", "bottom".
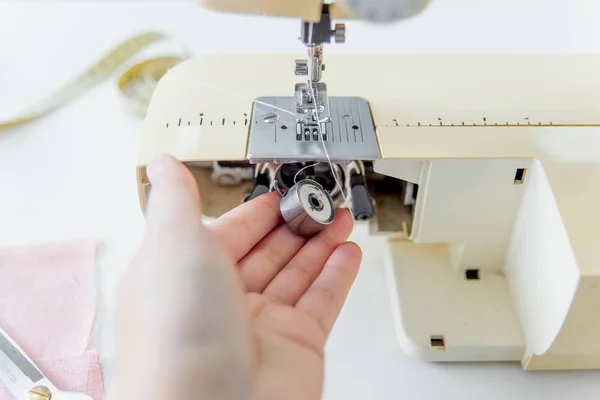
[{"left": 0, "top": 239, "right": 103, "bottom": 399}]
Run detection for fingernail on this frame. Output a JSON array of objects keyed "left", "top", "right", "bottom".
[{"left": 147, "top": 154, "right": 177, "bottom": 182}]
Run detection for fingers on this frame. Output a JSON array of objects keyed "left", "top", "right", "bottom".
[
  {"left": 262, "top": 209, "right": 354, "bottom": 305},
  {"left": 207, "top": 191, "right": 283, "bottom": 263},
  {"left": 237, "top": 223, "right": 307, "bottom": 292},
  {"left": 295, "top": 242, "right": 362, "bottom": 337}
]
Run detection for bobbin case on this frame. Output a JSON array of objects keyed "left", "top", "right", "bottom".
[{"left": 280, "top": 179, "right": 336, "bottom": 236}]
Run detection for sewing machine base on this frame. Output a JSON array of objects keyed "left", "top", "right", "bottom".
[
  {"left": 137, "top": 53, "right": 600, "bottom": 371},
  {"left": 385, "top": 242, "right": 524, "bottom": 362}
]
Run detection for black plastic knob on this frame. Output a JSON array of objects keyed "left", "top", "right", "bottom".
[
  {"left": 351, "top": 185, "right": 374, "bottom": 221},
  {"left": 245, "top": 184, "right": 270, "bottom": 202}
]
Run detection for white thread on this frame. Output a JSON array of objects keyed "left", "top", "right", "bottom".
[
  {"left": 166, "top": 72, "right": 296, "bottom": 118},
  {"left": 323, "top": 89, "right": 354, "bottom": 208},
  {"left": 293, "top": 161, "right": 321, "bottom": 184},
  {"left": 306, "top": 23, "right": 353, "bottom": 216}
]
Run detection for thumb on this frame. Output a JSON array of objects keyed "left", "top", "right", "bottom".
[
  {"left": 122, "top": 154, "right": 254, "bottom": 398},
  {"left": 145, "top": 154, "right": 202, "bottom": 227},
  {"left": 142, "top": 153, "right": 242, "bottom": 299}
]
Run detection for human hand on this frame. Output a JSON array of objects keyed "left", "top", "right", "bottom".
[{"left": 115, "top": 155, "right": 362, "bottom": 400}]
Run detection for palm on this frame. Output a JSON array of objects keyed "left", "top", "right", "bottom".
[
  {"left": 245, "top": 295, "right": 327, "bottom": 399},
  {"left": 207, "top": 192, "right": 361, "bottom": 400}
]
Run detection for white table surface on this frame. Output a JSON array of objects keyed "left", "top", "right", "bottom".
[{"left": 2, "top": 1, "right": 600, "bottom": 399}]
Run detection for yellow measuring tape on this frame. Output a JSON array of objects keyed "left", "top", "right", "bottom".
[{"left": 0, "top": 32, "right": 186, "bottom": 132}]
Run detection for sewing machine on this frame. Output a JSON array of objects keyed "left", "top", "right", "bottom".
[{"left": 135, "top": 0, "right": 600, "bottom": 371}]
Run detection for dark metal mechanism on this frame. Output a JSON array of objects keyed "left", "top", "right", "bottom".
[{"left": 299, "top": 4, "right": 346, "bottom": 46}]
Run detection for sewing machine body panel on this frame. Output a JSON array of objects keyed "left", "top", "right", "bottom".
[
  {"left": 139, "top": 53, "right": 600, "bottom": 166},
  {"left": 375, "top": 122, "right": 600, "bottom": 369},
  {"left": 384, "top": 241, "right": 526, "bottom": 362},
  {"left": 138, "top": 53, "right": 600, "bottom": 370}
]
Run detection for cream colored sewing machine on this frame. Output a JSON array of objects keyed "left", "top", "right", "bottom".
[{"left": 136, "top": 0, "right": 600, "bottom": 371}]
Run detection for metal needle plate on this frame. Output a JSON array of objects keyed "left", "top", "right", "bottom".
[{"left": 246, "top": 96, "right": 380, "bottom": 164}]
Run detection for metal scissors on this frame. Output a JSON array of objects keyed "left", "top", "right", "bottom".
[{"left": 0, "top": 326, "right": 93, "bottom": 400}]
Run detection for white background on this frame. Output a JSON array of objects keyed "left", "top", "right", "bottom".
[{"left": 2, "top": 1, "right": 600, "bottom": 399}]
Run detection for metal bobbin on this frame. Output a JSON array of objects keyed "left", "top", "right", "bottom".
[{"left": 280, "top": 179, "right": 335, "bottom": 237}]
